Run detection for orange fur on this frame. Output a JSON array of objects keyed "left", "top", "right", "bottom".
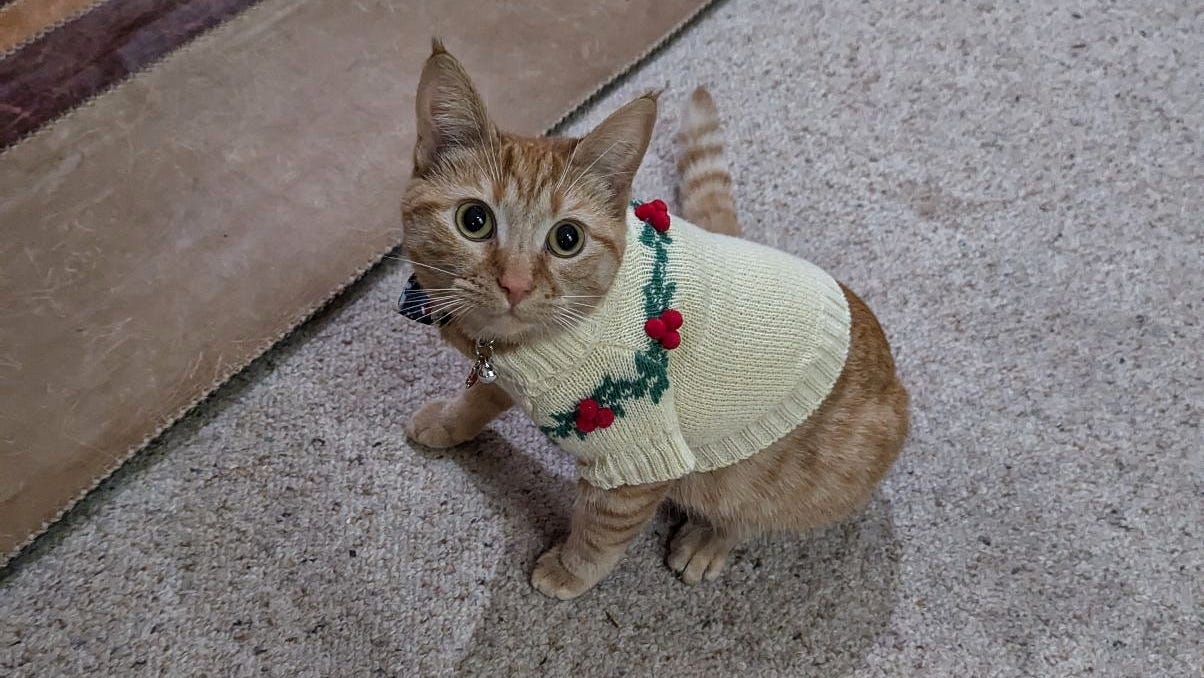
[{"left": 400, "top": 44, "right": 909, "bottom": 599}]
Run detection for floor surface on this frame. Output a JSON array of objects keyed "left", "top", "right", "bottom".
[{"left": 2, "top": 0, "right": 1200, "bottom": 675}]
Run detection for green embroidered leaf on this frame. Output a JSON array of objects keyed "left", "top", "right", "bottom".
[
  {"left": 539, "top": 201, "right": 676, "bottom": 440},
  {"left": 541, "top": 411, "right": 581, "bottom": 440},
  {"left": 634, "top": 350, "right": 670, "bottom": 404},
  {"left": 638, "top": 223, "right": 674, "bottom": 319}
]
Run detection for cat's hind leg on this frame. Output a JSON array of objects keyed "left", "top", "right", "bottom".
[{"left": 667, "top": 517, "right": 743, "bottom": 584}]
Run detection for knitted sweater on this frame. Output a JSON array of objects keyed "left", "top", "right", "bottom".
[{"left": 489, "top": 203, "right": 851, "bottom": 489}]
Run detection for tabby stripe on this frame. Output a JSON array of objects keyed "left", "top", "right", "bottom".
[
  {"left": 404, "top": 200, "right": 446, "bottom": 217},
  {"left": 589, "top": 520, "right": 647, "bottom": 549},
  {"left": 577, "top": 529, "right": 610, "bottom": 555},
  {"left": 588, "top": 513, "right": 654, "bottom": 545},
  {"left": 586, "top": 528, "right": 638, "bottom": 550},
  {"left": 682, "top": 119, "right": 721, "bottom": 136},
  {"left": 677, "top": 143, "right": 724, "bottom": 170},
  {"left": 590, "top": 230, "right": 621, "bottom": 260},
  {"left": 593, "top": 511, "right": 653, "bottom": 534},
  {"left": 684, "top": 169, "right": 733, "bottom": 193}
]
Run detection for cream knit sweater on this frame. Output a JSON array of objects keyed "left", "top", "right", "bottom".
[{"left": 490, "top": 204, "right": 851, "bottom": 489}]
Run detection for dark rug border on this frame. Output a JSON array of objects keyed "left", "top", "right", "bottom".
[{"left": 0, "top": 0, "right": 264, "bottom": 151}]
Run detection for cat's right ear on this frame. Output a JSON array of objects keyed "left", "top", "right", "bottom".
[
  {"left": 572, "top": 90, "right": 659, "bottom": 207},
  {"left": 413, "top": 39, "right": 493, "bottom": 175}
]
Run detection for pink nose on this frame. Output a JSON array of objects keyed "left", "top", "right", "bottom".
[{"left": 498, "top": 271, "right": 532, "bottom": 308}]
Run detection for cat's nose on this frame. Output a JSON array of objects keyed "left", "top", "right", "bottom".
[{"left": 498, "top": 272, "right": 532, "bottom": 308}]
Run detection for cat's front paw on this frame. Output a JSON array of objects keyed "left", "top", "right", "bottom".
[
  {"left": 405, "top": 398, "right": 473, "bottom": 448},
  {"left": 531, "top": 545, "right": 591, "bottom": 600}
]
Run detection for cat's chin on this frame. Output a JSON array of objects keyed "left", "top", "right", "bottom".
[
  {"left": 456, "top": 311, "right": 570, "bottom": 345},
  {"left": 457, "top": 312, "right": 535, "bottom": 343}
]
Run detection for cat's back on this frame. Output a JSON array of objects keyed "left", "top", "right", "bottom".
[
  {"left": 665, "top": 220, "right": 909, "bottom": 532},
  {"left": 661, "top": 215, "right": 851, "bottom": 467}
]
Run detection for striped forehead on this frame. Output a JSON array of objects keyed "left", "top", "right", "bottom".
[{"left": 489, "top": 144, "right": 572, "bottom": 245}]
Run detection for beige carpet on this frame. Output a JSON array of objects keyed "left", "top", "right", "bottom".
[{"left": 2, "top": 0, "right": 1201, "bottom": 675}]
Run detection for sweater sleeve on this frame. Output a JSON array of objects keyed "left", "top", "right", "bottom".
[{"left": 528, "top": 347, "right": 697, "bottom": 489}]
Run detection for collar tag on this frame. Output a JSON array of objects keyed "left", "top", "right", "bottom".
[{"left": 465, "top": 339, "right": 496, "bottom": 389}]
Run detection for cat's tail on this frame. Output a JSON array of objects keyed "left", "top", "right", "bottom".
[{"left": 676, "top": 87, "right": 740, "bottom": 237}]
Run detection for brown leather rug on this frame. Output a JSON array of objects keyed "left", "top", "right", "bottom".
[{"left": 0, "top": 0, "right": 715, "bottom": 563}]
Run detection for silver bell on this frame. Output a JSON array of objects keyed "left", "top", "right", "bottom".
[{"left": 477, "top": 364, "right": 497, "bottom": 384}]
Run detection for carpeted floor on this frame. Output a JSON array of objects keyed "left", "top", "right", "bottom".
[{"left": 2, "top": 0, "right": 1200, "bottom": 675}]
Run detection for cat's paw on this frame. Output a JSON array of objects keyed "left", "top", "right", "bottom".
[
  {"left": 405, "top": 398, "right": 473, "bottom": 448},
  {"left": 667, "top": 520, "right": 737, "bottom": 585},
  {"left": 531, "top": 545, "right": 591, "bottom": 600}
]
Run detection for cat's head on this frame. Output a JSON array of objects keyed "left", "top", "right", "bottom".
[{"left": 401, "top": 41, "right": 657, "bottom": 344}]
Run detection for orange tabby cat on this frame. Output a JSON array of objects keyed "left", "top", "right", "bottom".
[{"left": 401, "top": 42, "right": 909, "bottom": 599}]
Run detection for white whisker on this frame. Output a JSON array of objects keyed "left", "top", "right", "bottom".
[
  {"left": 473, "top": 156, "right": 492, "bottom": 187},
  {"left": 486, "top": 129, "right": 504, "bottom": 188},
  {"left": 557, "top": 301, "right": 589, "bottom": 315},
  {"left": 384, "top": 256, "right": 459, "bottom": 278},
  {"left": 558, "top": 309, "right": 589, "bottom": 324},
  {"left": 555, "top": 303, "right": 589, "bottom": 320},
  {"left": 445, "top": 304, "right": 474, "bottom": 324},
  {"left": 413, "top": 300, "right": 466, "bottom": 324},
  {"left": 419, "top": 292, "right": 467, "bottom": 303},
  {"left": 554, "top": 138, "right": 582, "bottom": 194},
  {"left": 557, "top": 299, "right": 598, "bottom": 316},
  {"left": 410, "top": 299, "right": 468, "bottom": 321},
  {"left": 420, "top": 297, "right": 467, "bottom": 312},
  {"left": 563, "top": 139, "right": 622, "bottom": 197}
]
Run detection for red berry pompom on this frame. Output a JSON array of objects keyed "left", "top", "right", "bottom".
[
  {"left": 635, "top": 200, "right": 672, "bottom": 231},
  {"left": 595, "top": 408, "right": 615, "bottom": 429},
  {"left": 576, "top": 413, "right": 597, "bottom": 433},
  {"left": 660, "top": 330, "right": 681, "bottom": 350},
  {"left": 578, "top": 398, "right": 599, "bottom": 419},
  {"left": 644, "top": 317, "right": 667, "bottom": 340},
  {"left": 660, "top": 308, "right": 683, "bottom": 331}
]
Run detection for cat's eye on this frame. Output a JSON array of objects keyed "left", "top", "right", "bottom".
[
  {"left": 455, "top": 201, "right": 495, "bottom": 241},
  {"left": 547, "top": 221, "right": 585, "bottom": 258}
]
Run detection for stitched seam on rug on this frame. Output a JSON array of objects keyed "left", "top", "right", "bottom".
[{"left": 0, "top": 0, "right": 105, "bottom": 58}]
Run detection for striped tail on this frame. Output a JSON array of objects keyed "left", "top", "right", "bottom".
[{"left": 676, "top": 87, "right": 740, "bottom": 236}]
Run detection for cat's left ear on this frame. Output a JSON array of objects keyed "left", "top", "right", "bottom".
[
  {"left": 573, "top": 90, "right": 659, "bottom": 205},
  {"left": 413, "top": 39, "right": 493, "bottom": 175}
]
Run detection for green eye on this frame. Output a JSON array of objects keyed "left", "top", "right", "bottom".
[
  {"left": 455, "top": 201, "right": 495, "bottom": 241},
  {"left": 547, "top": 221, "right": 585, "bottom": 258}
]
